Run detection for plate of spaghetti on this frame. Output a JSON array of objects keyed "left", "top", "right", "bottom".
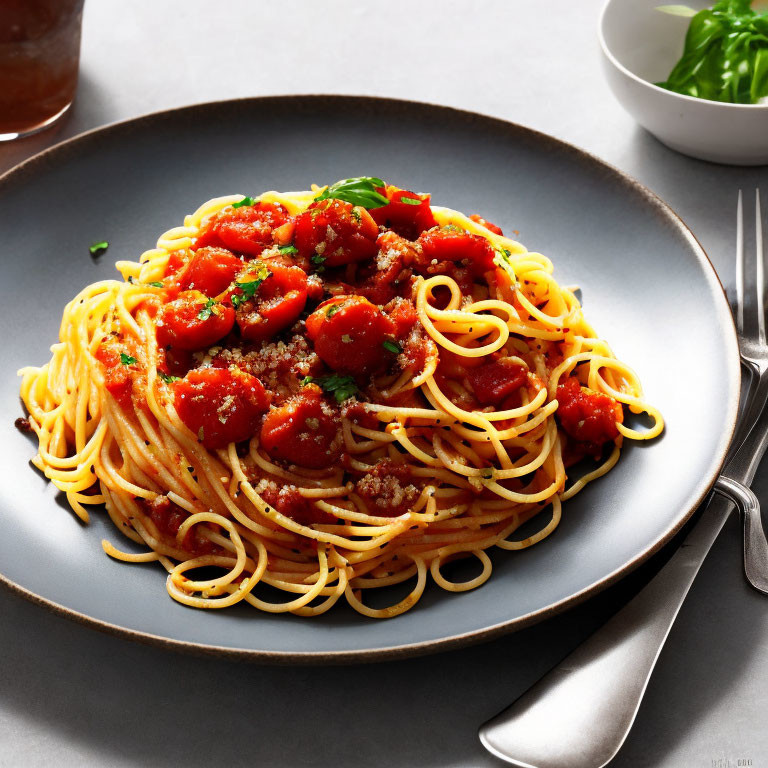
[{"left": 1, "top": 96, "right": 739, "bottom": 661}]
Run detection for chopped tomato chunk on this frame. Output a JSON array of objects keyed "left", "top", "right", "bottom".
[
  {"left": 437, "top": 347, "right": 486, "bottom": 377},
  {"left": 259, "top": 482, "right": 330, "bottom": 526},
  {"left": 94, "top": 342, "right": 134, "bottom": 409},
  {"left": 468, "top": 359, "right": 527, "bottom": 406},
  {"left": 341, "top": 401, "right": 379, "bottom": 430},
  {"left": 156, "top": 290, "right": 235, "bottom": 351},
  {"left": 369, "top": 185, "right": 437, "bottom": 240},
  {"left": 139, "top": 497, "right": 217, "bottom": 555},
  {"left": 556, "top": 376, "right": 623, "bottom": 447},
  {"left": 195, "top": 201, "right": 290, "bottom": 257},
  {"left": 354, "top": 459, "right": 420, "bottom": 516},
  {"left": 294, "top": 199, "right": 378, "bottom": 267},
  {"left": 180, "top": 246, "right": 243, "bottom": 296},
  {"left": 384, "top": 296, "right": 419, "bottom": 338},
  {"left": 469, "top": 214, "right": 504, "bottom": 236},
  {"left": 400, "top": 326, "right": 434, "bottom": 374},
  {"left": 166, "top": 249, "right": 190, "bottom": 276},
  {"left": 305, "top": 295, "right": 397, "bottom": 376},
  {"left": 416, "top": 227, "right": 497, "bottom": 274},
  {"left": 233, "top": 263, "right": 308, "bottom": 343},
  {"left": 173, "top": 366, "right": 271, "bottom": 449},
  {"left": 306, "top": 274, "right": 325, "bottom": 302},
  {"left": 158, "top": 346, "right": 196, "bottom": 379},
  {"left": 356, "top": 231, "right": 415, "bottom": 305},
  {"left": 272, "top": 220, "right": 296, "bottom": 247},
  {"left": 260, "top": 387, "right": 340, "bottom": 469}
]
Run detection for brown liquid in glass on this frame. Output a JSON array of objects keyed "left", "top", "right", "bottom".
[{"left": 0, "top": 0, "right": 84, "bottom": 136}]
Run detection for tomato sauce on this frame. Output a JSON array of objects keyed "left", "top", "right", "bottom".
[
  {"left": 354, "top": 459, "right": 419, "bottom": 516},
  {"left": 467, "top": 359, "right": 527, "bottom": 406},
  {"left": 259, "top": 386, "right": 341, "bottom": 469},
  {"left": 139, "top": 497, "right": 218, "bottom": 556},
  {"left": 92, "top": 180, "right": 624, "bottom": 526},
  {"left": 173, "top": 367, "right": 271, "bottom": 449},
  {"left": 94, "top": 341, "right": 135, "bottom": 410},
  {"left": 556, "top": 376, "right": 623, "bottom": 451},
  {"left": 259, "top": 481, "right": 332, "bottom": 526}
]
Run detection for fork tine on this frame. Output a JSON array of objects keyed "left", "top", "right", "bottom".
[
  {"left": 736, "top": 189, "right": 744, "bottom": 335},
  {"left": 758, "top": 189, "right": 765, "bottom": 345}
]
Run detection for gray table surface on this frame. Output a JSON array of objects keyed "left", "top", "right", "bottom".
[{"left": 2, "top": 1, "right": 767, "bottom": 766}]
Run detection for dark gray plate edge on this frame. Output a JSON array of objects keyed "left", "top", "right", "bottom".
[{"left": 0, "top": 94, "right": 742, "bottom": 665}]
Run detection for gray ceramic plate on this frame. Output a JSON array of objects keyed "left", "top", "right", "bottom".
[{"left": 0, "top": 96, "right": 739, "bottom": 662}]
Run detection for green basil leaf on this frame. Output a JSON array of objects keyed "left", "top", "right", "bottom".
[
  {"left": 753, "top": 46, "right": 768, "bottom": 102},
  {"left": 657, "top": 0, "right": 768, "bottom": 103},
  {"left": 399, "top": 196, "right": 422, "bottom": 206},
  {"left": 278, "top": 245, "right": 298, "bottom": 255},
  {"left": 382, "top": 339, "right": 402, "bottom": 354},
  {"left": 120, "top": 352, "right": 137, "bottom": 366},
  {"left": 314, "top": 177, "right": 389, "bottom": 209},
  {"left": 231, "top": 263, "right": 272, "bottom": 309},
  {"left": 313, "top": 373, "right": 359, "bottom": 403},
  {"left": 232, "top": 196, "right": 257, "bottom": 209}
]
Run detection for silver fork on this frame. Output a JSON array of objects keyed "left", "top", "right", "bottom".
[
  {"left": 725, "top": 189, "right": 768, "bottom": 590},
  {"left": 731, "top": 189, "right": 768, "bottom": 457},
  {"left": 479, "top": 190, "right": 768, "bottom": 768}
]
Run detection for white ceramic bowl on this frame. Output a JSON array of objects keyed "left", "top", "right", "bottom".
[{"left": 599, "top": 0, "right": 768, "bottom": 165}]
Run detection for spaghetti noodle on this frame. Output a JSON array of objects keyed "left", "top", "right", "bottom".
[{"left": 18, "top": 177, "right": 663, "bottom": 618}]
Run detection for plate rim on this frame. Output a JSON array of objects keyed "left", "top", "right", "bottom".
[{"left": 0, "top": 93, "right": 741, "bottom": 664}]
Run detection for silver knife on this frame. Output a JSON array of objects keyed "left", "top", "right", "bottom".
[{"left": 479, "top": 391, "right": 768, "bottom": 767}]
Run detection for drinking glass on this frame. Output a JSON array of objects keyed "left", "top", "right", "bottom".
[{"left": 0, "top": 0, "right": 85, "bottom": 141}]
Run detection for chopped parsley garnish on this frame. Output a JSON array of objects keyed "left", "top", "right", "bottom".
[
  {"left": 326, "top": 303, "right": 341, "bottom": 318},
  {"left": 232, "top": 196, "right": 257, "bottom": 209},
  {"left": 493, "top": 246, "right": 519, "bottom": 289},
  {"left": 231, "top": 264, "right": 272, "bottom": 309},
  {"left": 399, "top": 196, "right": 422, "bottom": 206},
  {"left": 318, "top": 374, "right": 359, "bottom": 403},
  {"left": 120, "top": 352, "right": 137, "bottom": 366},
  {"left": 197, "top": 297, "right": 217, "bottom": 321},
  {"left": 231, "top": 282, "right": 258, "bottom": 307},
  {"left": 313, "top": 177, "right": 389, "bottom": 209},
  {"left": 148, "top": 281, "right": 164, "bottom": 288},
  {"left": 247, "top": 261, "right": 272, "bottom": 277},
  {"left": 311, "top": 254, "right": 326, "bottom": 272},
  {"left": 278, "top": 245, "right": 298, "bottom": 255},
  {"left": 382, "top": 339, "right": 401, "bottom": 354},
  {"left": 300, "top": 373, "right": 358, "bottom": 403},
  {"left": 89, "top": 241, "right": 109, "bottom": 257},
  {"left": 493, "top": 246, "right": 514, "bottom": 276},
  {"left": 158, "top": 372, "right": 181, "bottom": 383}
]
